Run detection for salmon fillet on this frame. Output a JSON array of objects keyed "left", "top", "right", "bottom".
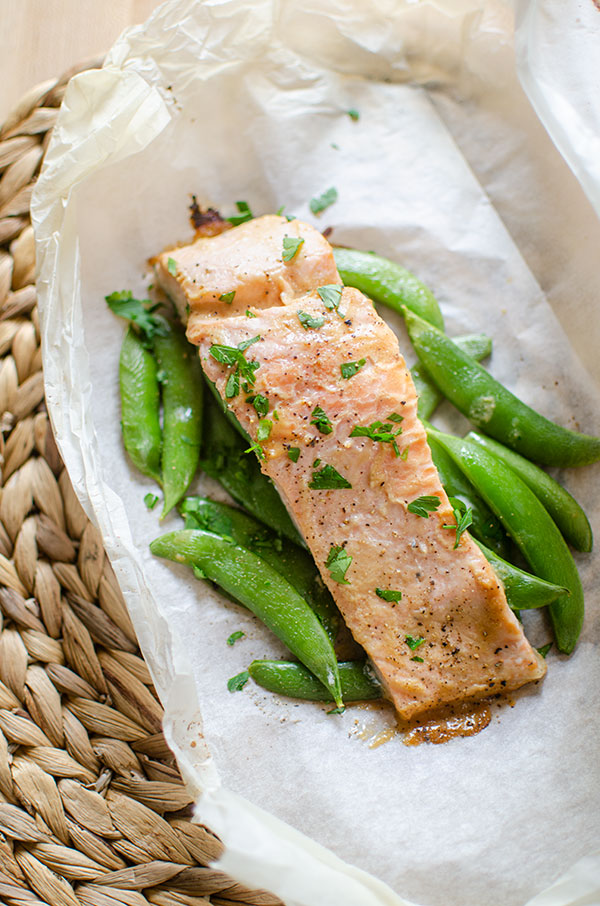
[{"left": 156, "top": 216, "right": 546, "bottom": 720}]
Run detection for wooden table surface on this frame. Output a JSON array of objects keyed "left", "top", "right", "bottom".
[{"left": 1, "top": 0, "right": 160, "bottom": 123}]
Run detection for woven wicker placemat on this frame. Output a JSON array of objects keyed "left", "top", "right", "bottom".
[{"left": 0, "top": 63, "right": 283, "bottom": 906}]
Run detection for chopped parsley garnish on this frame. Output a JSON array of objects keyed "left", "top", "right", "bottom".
[
  {"left": 309, "top": 464, "right": 352, "bottom": 490},
  {"left": 167, "top": 256, "right": 177, "bottom": 276},
  {"left": 411, "top": 656, "right": 424, "bottom": 663},
  {"left": 347, "top": 108, "right": 360, "bottom": 121},
  {"left": 309, "top": 187, "right": 338, "bottom": 215},
  {"left": 209, "top": 337, "right": 261, "bottom": 397},
  {"left": 298, "top": 310, "right": 325, "bottom": 330},
  {"left": 144, "top": 493, "right": 159, "bottom": 510},
  {"left": 219, "top": 291, "right": 236, "bottom": 304},
  {"left": 387, "top": 412, "right": 404, "bottom": 423},
  {"left": 282, "top": 236, "right": 304, "bottom": 262},
  {"left": 244, "top": 441, "right": 265, "bottom": 460},
  {"left": 375, "top": 588, "right": 402, "bottom": 602},
  {"left": 407, "top": 495, "right": 441, "bottom": 518},
  {"left": 350, "top": 420, "right": 403, "bottom": 455},
  {"left": 181, "top": 499, "right": 233, "bottom": 537},
  {"left": 537, "top": 643, "right": 552, "bottom": 659},
  {"left": 400, "top": 446, "right": 409, "bottom": 461},
  {"left": 246, "top": 309, "right": 256, "bottom": 318},
  {"left": 311, "top": 405, "right": 333, "bottom": 435},
  {"left": 405, "top": 635, "right": 425, "bottom": 651},
  {"left": 340, "top": 359, "right": 366, "bottom": 380},
  {"left": 105, "top": 290, "right": 169, "bottom": 347},
  {"left": 326, "top": 545, "right": 352, "bottom": 584},
  {"left": 227, "top": 631, "right": 245, "bottom": 646},
  {"left": 246, "top": 393, "right": 269, "bottom": 417},
  {"left": 225, "top": 371, "right": 239, "bottom": 399},
  {"left": 227, "top": 200, "right": 253, "bottom": 226},
  {"left": 257, "top": 419, "right": 272, "bottom": 442},
  {"left": 288, "top": 447, "right": 300, "bottom": 462},
  {"left": 227, "top": 670, "right": 249, "bottom": 692},
  {"left": 443, "top": 498, "right": 473, "bottom": 549},
  {"left": 317, "top": 284, "right": 344, "bottom": 316}
]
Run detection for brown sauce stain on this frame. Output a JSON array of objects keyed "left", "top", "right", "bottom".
[
  {"left": 350, "top": 699, "right": 492, "bottom": 748},
  {"left": 402, "top": 701, "right": 491, "bottom": 747}
]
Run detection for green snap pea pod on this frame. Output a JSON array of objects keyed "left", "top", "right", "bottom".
[
  {"left": 474, "top": 540, "right": 569, "bottom": 611},
  {"left": 153, "top": 329, "right": 204, "bottom": 516},
  {"left": 427, "top": 427, "right": 584, "bottom": 653},
  {"left": 466, "top": 431, "right": 593, "bottom": 553},
  {"left": 119, "top": 327, "right": 162, "bottom": 483},
  {"left": 333, "top": 247, "right": 444, "bottom": 330},
  {"left": 414, "top": 333, "right": 492, "bottom": 421},
  {"left": 427, "top": 431, "right": 511, "bottom": 559},
  {"left": 248, "top": 659, "right": 381, "bottom": 702},
  {"left": 181, "top": 497, "right": 340, "bottom": 641},
  {"left": 201, "top": 390, "right": 304, "bottom": 546},
  {"left": 150, "top": 529, "right": 343, "bottom": 706},
  {"left": 404, "top": 308, "right": 600, "bottom": 468}
]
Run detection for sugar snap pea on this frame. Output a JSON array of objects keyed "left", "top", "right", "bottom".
[
  {"left": 154, "top": 329, "right": 204, "bottom": 516},
  {"left": 404, "top": 308, "right": 600, "bottom": 468},
  {"left": 414, "top": 333, "right": 492, "bottom": 421},
  {"left": 150, "top": 529, "right": 343, "bottom": 706},
  {"left": 427, "top": 431, "right": 510, "bottom": 558},
  {"left": 119, "top": 327, "right": 162, "bottom": 483},
  {"left": 427, "top": 426, "right": 584, "bottom": 653},
  {"left": 334, "top": 247, "right": 445, "bottom": 330},
  {"left": 201, "top": 390, "right": 304, "bottom": 546},
  {"left": 181, "top": 496, "right": 340, "bottom": 641},
  {"left": 466, "top": 431, "right": 593, "bottom": 553},
  {"left": 474, "top": 540, "right": 569, "bottom": 611},
  {"left": 248, "top": 659, "right": 381, "bottom": 702}
]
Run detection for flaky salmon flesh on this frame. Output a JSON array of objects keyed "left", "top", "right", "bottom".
[{"left": 156, "top": 215, "right": 545, "bottom": 720}]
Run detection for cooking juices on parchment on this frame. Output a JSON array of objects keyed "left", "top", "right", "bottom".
[{"left": 108, "top": 209, "right": 597, "bottom": 744}]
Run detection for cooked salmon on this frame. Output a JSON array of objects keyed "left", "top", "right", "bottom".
[{"left": 156, "top": 216, "right": 546, "bottom": 720}]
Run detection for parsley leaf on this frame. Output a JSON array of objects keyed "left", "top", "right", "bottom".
[
  {"left": 311, "top": 405, "right": 333, "bottom": 435},
  {"left": 326, "top": 545, "right": 352, "bottom": 584},
  {"left": 282, "top": 236, "right": 304, "bottom": 262},
  {"left": 227, "top": 631, "right": 245, "bottom": 646},
  {"left": 167, "top": 256, "right": 177, "bottom": 276},
  {"left": 537, "top": 642, "right": 552, "bottom": 659},
  {"left": 257, "top": 419, "right": 272, "bottom": 442},
  {"left": 387, "top": 412, "right": 404, "bottom": 423},
  {"left": 411, "top": 656, "right": 424, "bottom": 663},
  {"left": 340, "top": 359, "right": 366, "bottom": 380},
  {"left": 405, "top": 635, "right": 425, "bottom": 651},
  {"left": 105, "top": 290, "right": 169, "bottom": 346},
  {"left": 317, "top": 284, "right": 344, "bottom": 316},
  {"left": 244, "top": 441, "right": 265, "bottom": 460},
  {"left": 209, "top": 337, "right": 261, "bottom": 398},
  {"left": 288, "top": 447, "right": 300, "bottom": 462},
  {"left": 227, "top": 670, "right": 250, "bottom": 692},
  {"left": 309, "top": 186, "right": 338, "bottom": 215},
  {"left": 443, "top": 498, "right": 474, "bottom": 549},
  {"left": 375, "top": 588, "right": 402, "bottom": 602},
  {"left": 247, "top": 393, "right": 269, "bottom": 417},
  {"left": 298, "top": 310, "right": 325, "bottom": 330},
  {"left": 144, "top": 493, "right": 159, "bottom": 510},
  {"left": 308, "top": 464, "right": 352, "bottom": 490},
  {"left": 347, "top": 108, "right": 360, "bottom": 121},
  {"left": 227, "top": 200, "right": 253, "bottom": 226},
  {"left": 219, "top": 291, "right": 236, "bottom": 304},
  {"left": 407, "top": 495, "right": 441, "bottom": 518},
  {"left": 246, "top": 309, "right": 256, "bottom": 318},
  {"left": 350, "top": 420, "right": 403, "bottom": 455},
  {"left": 400, "top": 446, "right": 409, "bottom": 461}
]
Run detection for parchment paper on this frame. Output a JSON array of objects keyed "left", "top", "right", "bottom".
[{"left": 32, "top": 1, "right": 600, "bottom": 904}]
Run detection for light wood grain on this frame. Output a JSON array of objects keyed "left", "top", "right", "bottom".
[{"left": 0, "top": 0, "right": 160, "bottom": 122}]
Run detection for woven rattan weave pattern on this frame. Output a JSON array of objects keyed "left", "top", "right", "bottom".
[{"left": 0, "top": 63, "right": 283, "bottom": 906}]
